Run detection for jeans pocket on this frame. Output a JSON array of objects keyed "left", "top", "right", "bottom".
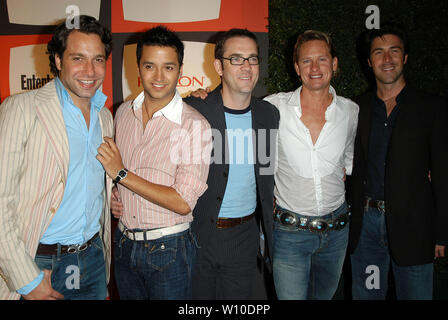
[
  {"left": 35, "top": 254, "right": 54, "bottom": 271},
  {"left": 147, "top": 237, "right": 178, "bottom": 271},
  {"left": 113, "top": 228, "right": 125, "bottom": 260},
  {"left": 188, "top": 231, "right": 200, "bottom": 249}
]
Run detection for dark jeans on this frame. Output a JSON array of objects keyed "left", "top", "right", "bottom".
[
  {"left": 351, "top": 207, "right": 433, "bottom": 300},
  {"left": 113, "top": 227, "right": 197, "bottom": 300},
  {"left": 34, "top": 234, "right": 107, "bottom": 300}
]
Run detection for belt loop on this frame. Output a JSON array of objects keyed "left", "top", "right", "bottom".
[{"left": 56, "top": 243, "right": 62, "bottom": 261}]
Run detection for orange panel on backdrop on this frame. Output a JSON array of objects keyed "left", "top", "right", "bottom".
[{"left": 111, "top": 0, "right": 268, "bottom": 33}]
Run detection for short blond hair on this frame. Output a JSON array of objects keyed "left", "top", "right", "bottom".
[{"left": 293, "top": 30, "right": 336, "bottom": 64}]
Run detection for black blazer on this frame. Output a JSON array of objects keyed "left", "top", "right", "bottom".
[
  {"left": 348, "top": 85, "right": 448, "bottom": 266},
  {"left": 184, "top": 85, "right": 280, "bottom": 267}
]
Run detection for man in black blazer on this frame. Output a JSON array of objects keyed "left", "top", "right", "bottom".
[
  {"left": 184, "top": 29, "right": 279, "bottom": 299},
  {"left": 349, "top": 22, "right": 448, "bottom": 300}
]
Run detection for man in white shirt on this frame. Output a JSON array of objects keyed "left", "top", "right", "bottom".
[{"left": 264, "top": 30, "right": 358, "bottom": 300}]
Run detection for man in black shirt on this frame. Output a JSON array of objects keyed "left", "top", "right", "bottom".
[{"left": 349, "top": 22, "right": 448, "bottom": 300}]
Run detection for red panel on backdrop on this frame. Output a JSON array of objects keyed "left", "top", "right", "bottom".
[{"left": 111, "top": 0, "right": 268, "bottom": 33}]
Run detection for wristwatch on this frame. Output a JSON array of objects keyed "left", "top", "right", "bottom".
[{"left": 113, "top": 168, "right": 128, "bottom": 184}]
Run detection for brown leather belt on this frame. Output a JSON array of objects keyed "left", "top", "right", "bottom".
[
  {"left": 36, "top": 232, "right": 99, "bottom": 255},
  {"left": 216, "top": 213, "right": 255, "bottom": 229},
  {"left": 364, "top": 197, "right": 385, "bottom": 211}
]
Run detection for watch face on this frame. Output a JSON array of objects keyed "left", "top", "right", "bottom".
[{"left": 119, "top": 170, "right": 126, "bottom": 178}]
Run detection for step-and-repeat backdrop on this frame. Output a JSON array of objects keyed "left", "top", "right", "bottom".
[{"left": 0, "top": 0, "right": 269, "bottom": 112}]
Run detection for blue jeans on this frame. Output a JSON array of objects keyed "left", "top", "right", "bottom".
[
  {"left": 34, "top": 234, "right": 107, "bottom": 300},
  {"left": 351, "top": 207, "right": 433, "bottom": 300},
  {"left": 113, "top": 227, "right": 197, "bottom": 300},
  {"left": 273, "top": 202, "right": 349, "bottom": 300}
]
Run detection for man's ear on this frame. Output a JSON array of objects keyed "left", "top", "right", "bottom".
[
  {"left": 214, "top": 59, "right": 223, "bottom": 76},
  {"left": 332, "top": 56, "right": 338, "bottom": 73},
  {"left": 403, "top": 54, "right": 408, "bottom": 65},
  {"left": 179, "top": 64, "right": 183, "bottom": 79},
  {"left": 55, "top": 54, "right": 62, "bottom": 71},
  {"left": 294, "top": 62, "right": 300, "bottom": 77}
]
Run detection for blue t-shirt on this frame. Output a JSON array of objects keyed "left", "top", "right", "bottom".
[{"left": 218, "top": 106, "right": 257, "bottom": 218}]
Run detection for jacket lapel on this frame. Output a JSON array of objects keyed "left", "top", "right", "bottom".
[
  {"left": 359, "top": 93, "right": 373, "bottom": 158},
  {"left": 34, "top": 80, "right": 70, "bottom": 180}
]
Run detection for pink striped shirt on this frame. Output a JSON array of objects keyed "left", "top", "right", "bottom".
[{"left": 115, "top": 91, "right": 212, "bottom": 229}]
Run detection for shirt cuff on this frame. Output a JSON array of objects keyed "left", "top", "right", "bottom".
[{"left": 16, "top": 271, "right": 44, "bottom": 295}]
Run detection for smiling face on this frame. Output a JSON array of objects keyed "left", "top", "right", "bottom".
[
  {"left": 138, "top": 45, "right": 182, "bottom": 109},
  {"left": 368, "top": 34, "right": 408, "bottom": 86},
  {"left": 214, "top": 36, "right": 259, "bottom": 98},
  {"left": 55, "top": 30, "right": 107, "bottom": 109},
  {"left": 294, "top": 39, "right": 337, "bottom": 93}
]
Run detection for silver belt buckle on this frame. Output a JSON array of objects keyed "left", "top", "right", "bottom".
[
  {"left": 309, "top": 219, "right": 328, "bottom": 233},
  {"left": 378, "top": 201, "right": 386, "bottom": 213},
  {"left": 67, "top": 243, "right": 88, "bottom": 254},
  {"left": 124, "top": 229, "right": 136, "bottom": 240}
]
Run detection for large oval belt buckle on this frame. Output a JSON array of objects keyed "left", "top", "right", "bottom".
[
  {"left": 334, "top": 212, "right": 350, "bottom": 230},
  {"left": 309, "top": 219, "right": 328, "bottom": 233},
  {"left": 280, "top": 212, "right": 297, "bottom": 227}
]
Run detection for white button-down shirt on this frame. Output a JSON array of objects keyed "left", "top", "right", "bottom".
[{"left": 265, "top": 86, "right": 359, "bottom": 216}]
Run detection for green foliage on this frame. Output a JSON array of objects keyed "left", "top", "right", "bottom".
[{"left": 267, "top": 0, "right": 448, "bottom": 99}]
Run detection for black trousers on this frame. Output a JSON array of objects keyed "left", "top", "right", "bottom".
[{"left": 192, "top": 217, "right": 259, "bottom": 299}]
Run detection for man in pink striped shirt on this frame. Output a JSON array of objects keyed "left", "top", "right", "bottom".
[{"left": 96, "top": 26, "right": 212, "bottom": 300}]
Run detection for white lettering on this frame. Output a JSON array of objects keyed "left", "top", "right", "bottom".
[
  {"left": 365, "top": 5, "right": 380, "bottom": 29},
  {"left": 365, "top": 264, "right": 380, "bottom": 289},
  {"left": 66, "top": 5, "right": 80, "bottom": 30},
  {"left": 65, "top": 265, "right": 80, "bottom": 290}
]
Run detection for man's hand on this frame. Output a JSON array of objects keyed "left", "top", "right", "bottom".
[
  {"left": 22, "top": 270, "right": 63, "bottom": 300},
  {"left": 111, "top": 186, "right": 124, "bottom": 219},
  {"left": 189, "top": 87, "right": 210, "bottom": 100},
  {"left": 96, "top": 137, "right": 125, "bottom": 179},
  {"left": 435, "top": 245, "right": 446, "bottom": 258}
]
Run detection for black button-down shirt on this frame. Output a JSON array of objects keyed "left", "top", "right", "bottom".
[{"left": 365, "top": 86, "right": 406, "bottom": 200}]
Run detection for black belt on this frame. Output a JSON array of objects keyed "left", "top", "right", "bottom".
[
  {"left": 274, "top": 208, "right": 350, "bottom": 233},
  {"left": 216, "top": 213, "right": 255, "bottom": 229},
  {"left": 36, "top": 232, "right": 99, "bottom": 255}
]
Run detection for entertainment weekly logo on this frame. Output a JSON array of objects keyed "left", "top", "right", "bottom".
[{"left": 169, "top": 121, "right": 278, "bottom": 176}]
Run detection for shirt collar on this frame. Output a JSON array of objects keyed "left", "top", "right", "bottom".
[
  {"left": 132, "top": 90, "right": 183, "bottom": 125},
  {"left": 374, "top": 83, "right": 408, "bottom": 104},
  {"left": 288, "top": 85, "right": 338, "bottom": 120},
  {"left": 54, "top": 77, "right": 106, "bottom": 112}
]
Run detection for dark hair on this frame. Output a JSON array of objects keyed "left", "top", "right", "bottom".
[
  {"left": 136, "top": 25, "right": 184, "bottom": 65},
  {"left": 214, "top": 28, "right": 259, "bottom": 59},
  {"left": 47, "top": 15, "right": 112, "bottom": 77},
  {"left": 363, "top": 22, "right": 409, "bottom": 60},
  {"left": 293, "top": 30, "right": 336, "bottom": 64}
]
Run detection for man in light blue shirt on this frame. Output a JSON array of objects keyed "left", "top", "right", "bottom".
[{"left": 11, "top": 16, "right": 114, "bottom": 300}]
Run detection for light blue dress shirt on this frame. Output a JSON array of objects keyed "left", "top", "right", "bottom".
[{"left": 17, "top": 78, "right": 107, "bottom": 295}]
